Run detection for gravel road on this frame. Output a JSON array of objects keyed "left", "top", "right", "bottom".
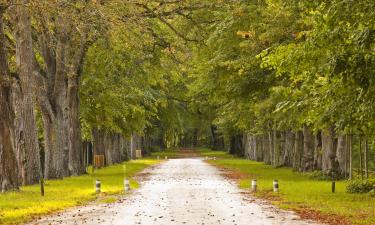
[{"left": 29, "top": 158, "right": 322, "bottom": 225}]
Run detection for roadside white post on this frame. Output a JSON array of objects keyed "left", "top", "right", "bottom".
[
  {"left": 95, "top": 179, "right": 101, "bottom": 193},
  {"left": 251, "top": 179, "right": 257, "bottom": 192},
  {"left": 124, "top": 178, "right": 130, "bottom": 192},
  {"left": 273, "top": 179, "right": 279, "bottom": 192}
]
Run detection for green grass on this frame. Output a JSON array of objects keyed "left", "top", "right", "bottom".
[
  {"left": 0, "top": 159, "right": 158, "bottom": 225},
  {"left": 197, "top": 148, "right": 235, "bottom": 159},
  {"left": 150, "top": 148, "right": 180, "bottom": 158},
  {"left": 202, "top": 150, "right": 375, "bottom": 225}
]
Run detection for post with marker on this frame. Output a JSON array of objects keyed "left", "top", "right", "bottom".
[
  {"left": 124, "top": 178, "right": 130, "bottom": 192},
  {"left": 96, "top": 179, "right": 101, "bottom": 193},
  {"left": 251, "top": 179, "right": 257, "bottom": 192},
  {"left": 273, "top": 179, "right": 279, "bottom": 192}
]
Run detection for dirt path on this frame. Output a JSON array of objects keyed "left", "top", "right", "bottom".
[{"left": 29, "top": 159, "right": 322, "bottom": 225}]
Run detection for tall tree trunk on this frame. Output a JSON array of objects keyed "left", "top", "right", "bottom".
[
  {"left": 263, "top": 134, "right": 271, "bottom": 164},
  {"left": 293, "top": 131, "right": 303, "bottom": 171},
  {"left": 302, "top": 125, "right": 314, "bottom": 172},
  {"left": 364, "top": 136, "right": 368, "bottom": 179},
  {"left": 348, "top": 134, "right": 353, "bottom": 180},
  {"left": 67, "top": 77, "right": 83, "bottom": 175},
  {"left": 268, "top": 131, "right": 274, "bottom": 165},
  {"left": 359, "top": 136, "right": 363, "bottom": 181},
  {"left": 283, "top": 130, "right": 294, "bottom": 167},
  {"left": 0, "top": 12, "right": 19, "bottom": 192},
  {"left": 336, "top": 134, "right": 347, "bottom": 177},
  {"left": 14, "top": 0, "right": 40, "bottom": 185},
  {"left": 313, "top": 131, "right": 323, "bottom": 170},
  {"left": 322, "top": 127, "right": 337, "bottom": 175}
]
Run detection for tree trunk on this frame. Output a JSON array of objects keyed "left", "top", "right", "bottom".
[
  {"left": 336, "top": 134, "right": 347, "bottom": 177},
  {"left": 322, "top": 127, "right": 337, "bottom": 175},
  {"left": 348, "top": 134, "right": 353, "bottom": 180},
  {"left": 268, "top": 131, "right": 274, "bottom": 165},
  {"left": 14, "top": 0, "right": 40, "bottom": 185},
  {"left": 364, "top": 136, "right": 368, "bottom": 179},
  {"left": 263, "top": 134, "right": 271, "bottom": 164},
  {"left": 359, "top": 136, "right": 363, "bottom": 181},
  {"left": 313, "top": 131, "right": 322, "bottom": 170},
  {"left": 302, "top": 125, "right": 314, "bottom": 172},
  {"left": 0, "top": 13, "right": 19, "bottom": 192},
  {"left": 293, "top": 131, "right": 303, "bottom": 171},
  {"left": 283, "top": 130, "right": 294, "bottom": 167},
  {"left": 67, "top": 77, "right": 83, "bottom": 175},
  {"left": 42, "top": 112, "right": 68, "bottom": 179}
]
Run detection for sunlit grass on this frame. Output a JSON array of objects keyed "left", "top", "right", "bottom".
[
  {"left": 206, "top": 152, "right": 375, "bottom": 225},
  {"left": 150, "top": 148, "right": 180, "bottom": 158},
  {"left": 0, "top": 159, "right": 157, "bottom": 224},
  {"left": 197, "top": 148, "right": 236, "bottom": 159}
]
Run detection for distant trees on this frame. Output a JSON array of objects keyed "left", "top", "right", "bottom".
[{"left": 189, "top": 0, "right": 375, "bottom": 178}]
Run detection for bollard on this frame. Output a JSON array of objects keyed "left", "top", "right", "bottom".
[
  {"left": 40, "top": 178, "right": 45, "bottom": 196},
  {"left": 124, "top": 178, "right": 130, "bottom": 192},
  {"left": 273, "top": 179, "right": 279, "bottom": 192},
  {"left": 331, "top": 172, "right": 335, "bottom": 193},
  {"left": 95, "top": 180, "right": 101, "bottom": 193},
  {"left": 165, "top": 156, "right": 168, "bottom": 160},
  {"left": 157, "top": 156, "right": 160, "bottom": 160},
  {"left": 251, "top": 179, "right": 257, "bottom": 192}
]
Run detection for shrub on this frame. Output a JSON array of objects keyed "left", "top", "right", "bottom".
[{"left": 346, "top": 179, "right": 375, "bottom": 194}]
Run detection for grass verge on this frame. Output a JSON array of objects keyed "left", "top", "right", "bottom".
[
  {"left": 0, "top": 159, "right": 158, "bottom": 225},
  {"left": 149, "top": 149, "right": 180, "bottom": 158},
  {"left": 201, "top": 149, "right": 375, "bottom": 225}
]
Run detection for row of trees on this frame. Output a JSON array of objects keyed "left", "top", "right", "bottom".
[
  {"left": 0, "top": 0, "right": 217, "bottom": 192},
  {"left": 1, "top": 0, "right": 373, "bottom": 192},
  {"left": 187, "top": 0, "right": 374, "bottom": 178}
]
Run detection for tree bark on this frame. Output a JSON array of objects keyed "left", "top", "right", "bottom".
[
  {"left": 0, "top": 12, "right": 19, "bottom": 192},
  {"left": 283, "top": 130, "right": 294, "bottom": 167},
  {"left": 302, "top": 125, "right": 314, "bottom": 172},
  {"left": 14, "top": 0, "right": 41, "bottom": 185},
  {"left": 313, "top": 131, "right": 322, "bottom": 170},
  {"left": 336, "top": 134, "right": 347, "bottom": 177},
  {"left": 322, "top": 127, "right": 337, "bottom": 175},
  {"left": 364, "top": 136, "right": 368, "bottom": 179},
  {"left": 292, "top": 131, "right": 303, "bottom": 171},
  {"left": 67, "top": 76, "right": 83, "bottom": 175}
]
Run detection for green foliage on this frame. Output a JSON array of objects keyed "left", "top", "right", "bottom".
[{"left": 346, "top": 179, "right": 375, "bottom": 194}]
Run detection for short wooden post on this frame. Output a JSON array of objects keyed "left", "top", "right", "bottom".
[
  {"left": 40, "top": 178, "right": 45, "bottom": 196},
  {"left": 124, "top": 178, "right": 130, "bottom": 192},
  {"left": 251, "top": 179, "right": 257, "bottom": 192},
  {"left": 95, "top": 180, "right": 101, "bottom": 193},
  {"left": 273, "top": 179, "right": 279, "bottom": 192}
]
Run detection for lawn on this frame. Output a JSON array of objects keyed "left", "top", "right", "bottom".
[
  {"left": 0, "top": 159, "right": 158, "bottom": 225},
  {"left": 149, "top": 148, "right": 180, "bottom": 158},
  {"left": 201, "top": 150, "right": 375, "bottom": 225},
  {"left": 197, "top": 148, "right": 236, "bottom": 159}
]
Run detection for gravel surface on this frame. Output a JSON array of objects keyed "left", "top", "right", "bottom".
[{"left": 29, "top": 158, "right": 323, "bottom": 225}]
